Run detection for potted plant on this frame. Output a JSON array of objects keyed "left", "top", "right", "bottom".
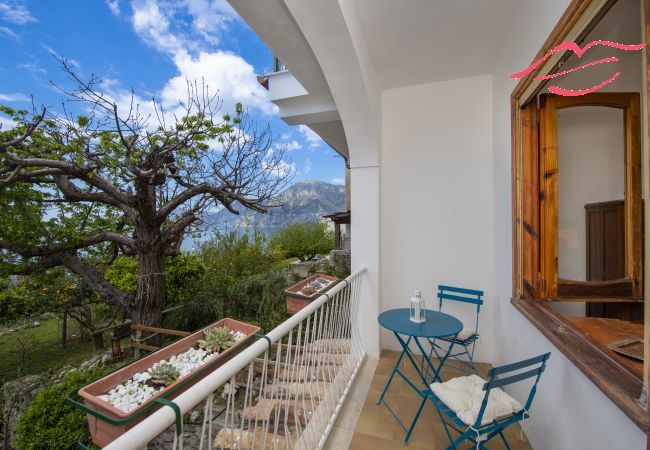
[
  {"left": 68, "top": 318, "right": 260, "bottom": 447},
  {"left": 284, "top": 274, "right": 339, "bottom": 314}
]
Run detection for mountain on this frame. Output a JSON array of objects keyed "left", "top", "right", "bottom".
[{"left": 205, "top": 180, "right": 345, "bottom": 233}]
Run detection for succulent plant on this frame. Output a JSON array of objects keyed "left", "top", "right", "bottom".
[
  {"left": 149, "top": 362, "right": 181, "bottom": 386},
  {"left": 198, "top": 326, "right": 236, "bottom": 353}
]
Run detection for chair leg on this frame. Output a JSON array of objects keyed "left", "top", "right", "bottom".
[
  {"left": 467, "top": 350, "right": 478, "bottom": 374},
  {"left": 404, "top": 395, "right": 427, "bottom": 444},
  {"left": 432, "top": 402, "right": 455, "bottom": 447},
  {"left": 498, "top": 429, "right": 511, "bottom": 450},
  {"left": 468, "top": 341, "right": 478, "bottom": 374},
  {"left": 453, "top": 344, "right": 477, "bottom": 374}
]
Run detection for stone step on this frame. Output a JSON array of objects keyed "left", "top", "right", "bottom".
[
  {"left": 240, "top": 398, "right": 317, "bottom": 426},
  {"left": 262, "top": 382, "right": 330, "bottom": 400},
  {"left": 303, "top": 339, "right": 351, "bottom": 355},
  {"left": 214, "top": 428, "right": 290, "bottom": 450},
  {"left": 277, "top": 365, "right": 339, "bottom": 382},
  {"left": 294, "top": 353, "right": 348, "bottom": 365}
]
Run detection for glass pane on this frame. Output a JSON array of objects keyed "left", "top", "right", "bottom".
[{"left": 557, "top": 106, "right": 625, "bottom": 283}]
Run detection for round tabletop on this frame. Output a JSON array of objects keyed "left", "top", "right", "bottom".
[{"left": 378, "top": 308, "right": 463, "bottom": 338}]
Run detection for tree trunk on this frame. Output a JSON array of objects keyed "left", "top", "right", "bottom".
[
  {"left": 133, "top": 248, "right": 166, "bottom": 347},
  {"left": 62, "top": 311, "right": 67, "bottom": 349},
  {"left": 93, "top": 332, "right": 105, "bottom": 350}
]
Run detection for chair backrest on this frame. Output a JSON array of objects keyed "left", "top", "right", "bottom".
[
  {"left": 474, "top": 352, "right": 551, "bottom": 428},
  {"left": 437, "top": 285, "right": 484, "bottom": 331}
]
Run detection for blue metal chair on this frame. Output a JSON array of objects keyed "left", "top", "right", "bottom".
[
  {"left": 427, "top": 352, "right": 551, "bottom": 450},
  {"left": 429, "top": 285, "right": 483, "bottom": 374}
]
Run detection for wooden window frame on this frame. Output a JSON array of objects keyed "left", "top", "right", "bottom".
[
  {"left": 510, "top": 0, "right": 650, "bottom": 432},
  {"left": 539, "top": 92, "right": 643, "bottom": 301}
]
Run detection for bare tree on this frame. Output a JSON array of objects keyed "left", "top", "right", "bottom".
[{"left": 0, "top": 61, "right": 290, "bottom": 331}]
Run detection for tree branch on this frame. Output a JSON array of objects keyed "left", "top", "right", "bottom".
[
  {"left": 0, "top": 231, "right": 135, "bottom": 258},
  {"left": 2, "top": 251, "right": 133, "bottom": 310},
  {"left": 58, "top": 252, "right": 134, "bottom": 309},
  {"left": 53, "top": 175, "right": 137, "bottom": 219}
]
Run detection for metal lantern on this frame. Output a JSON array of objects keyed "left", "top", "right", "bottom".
[{"left": 409, "top": 290, "right": 426, "bottom": 323}]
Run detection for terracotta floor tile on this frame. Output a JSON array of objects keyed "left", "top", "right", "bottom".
[
  {"left": 369, "top": 372, "right": 390, "bottom": 391},
  {"left": 344, "top": 350, "right": 532, "bottom": 450},
  {"left": 390, "top": 441, "right": 433, "bottom": 450},
  {"left": 354, "top": 407, "right": 396, "bottom": 440},
  {"left": 348, "top": 432, "right": 392, "bottom": 450}
]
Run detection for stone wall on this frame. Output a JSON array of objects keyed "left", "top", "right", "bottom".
[{"left": 2, "top": 375, "right": 42, "bottom": 450}]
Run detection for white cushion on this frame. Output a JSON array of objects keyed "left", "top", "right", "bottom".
[
  {"left": 430, "top": 375, "right": 522, "bottom": 427},
  {"left": 456, "top": 328, "right": 476, "bottom": 341}
]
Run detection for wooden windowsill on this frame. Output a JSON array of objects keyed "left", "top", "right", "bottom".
[{"left": 511, "top": 297, "right": 649, "bottom": 431}]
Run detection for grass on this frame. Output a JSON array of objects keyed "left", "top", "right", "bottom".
[
  {"left": 277, "top": 257, "right": 299, "bottom": 268},
  {"left": 0, "top": 317, "right": 103, "bottom": 384}
]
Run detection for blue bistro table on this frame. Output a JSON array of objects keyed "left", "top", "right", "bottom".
[{"left": 377, "top": 308, "right": 463, "bottom": 443}]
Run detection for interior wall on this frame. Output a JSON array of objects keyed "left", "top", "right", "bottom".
[
  {"left": 558, "top": 107, "right": 625, "bottom": 282},
  {"left": 490, "top": 0, "right": 647, "bottom": 449},
  {"left": 554, "top": 107, "right": 625, "bottom": 316},
  {"left": 380, "top": 74, "right": 494, "bottom": 362}
]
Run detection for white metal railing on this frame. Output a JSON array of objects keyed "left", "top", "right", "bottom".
[{"left": 104, "top": 267, "right": 367, "bottom": 450}]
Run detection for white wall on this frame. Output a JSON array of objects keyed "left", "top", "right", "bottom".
[
  {"left": 380, "top": 74, "right": 494, "bottom": 362},
  {"left": 553, "top": 107, "right": 625, "bottom": 316},
  {"left": 490, "top": 0, "right": 647, "bottom": 449},
  {"left": 557, "top": 108, "right": 625, "bottom": 283}
]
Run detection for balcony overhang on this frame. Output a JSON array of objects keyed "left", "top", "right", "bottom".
[{"left": 229, "top": 0, "right": 349, "bottom": 159}]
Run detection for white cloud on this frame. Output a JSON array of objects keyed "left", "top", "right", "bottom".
[
  {"left": 331, "top": 177, "right": 344, "bottom": 185},
  {"left": 297, "top": 125, "right": 323, "bottom": 149},
  {"left": 132, "top": 0, "right": 185, "bottom": 54},
  {"left": 184, "top": 0, "right": 237, "bottom": 45},
  {"left": 0, "top": 114, "right": 15, "bottom": 130},
  {"left": 303, "top": 158, "right": 312, "bottom": 174},
  {"left": 128, "top": 0, "right": 274, "bottom": 116},
  {"left": 17, "top": 62, "right": 46, "bottom": 74},
  {"left": 41, "top": 44, "right": 81, "bottom": 69},
  {"left": 275, "top": 139, "right": 301, "bottom": 152},
  {"left": 287, "top": 140, "right": 302, "bottom": 151},
  {"left": 263, "top": 159, "right": 295, "bottom": 178},
  {"left": 131, "top": 0, "right": 237, "bottom": 53},
  {"left": 106, "top": 0, "right": 121, "bottom": 16},
  {"left": 0, "top": 1, "right": 35, "bottom": 25},
  {"left": 0, "top": 25, "right": 19, "bottom": 41},
  {"left": 0, "top": 93, "right": 28, "bottom": 102},
  {"left": 163, "top": 50, "right": 274, "bottom": 115}
]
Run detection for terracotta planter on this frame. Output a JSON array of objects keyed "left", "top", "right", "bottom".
[
  {"left": 76, "top": 318, "right": 260, "bottom": 447},
  {"left": 284, "top": 274, "right": 339, "bottom": 314}
]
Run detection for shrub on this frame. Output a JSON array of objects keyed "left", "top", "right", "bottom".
[
  {"left": 226, "top": 270, "right": 288, "bottom": 332},
  {"left": 104, "top": 254, "right": 205, "bottom": 307},
  {"left": 196, "top": 231, "right": 284, "bottom": 320},
  {"left": 0, "top": 282, "right": 38, "bottom": 323},
  {"left": 0, "top": 269, "right": 75, "bottom": 324},
  {"left": 15, "top": 367, "right": 108, "bottom": 450},
  {"left": 271, "top": 222, "right": 334, "bottom": 262}
]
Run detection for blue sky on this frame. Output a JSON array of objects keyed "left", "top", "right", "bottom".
[{"left": 0, "top": 0, "right": 345, "bottom": 185}]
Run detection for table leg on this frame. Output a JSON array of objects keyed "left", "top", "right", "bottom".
[
  {"left": 400, "top": 334, "right": 458, "bottom": 444},
  {"left": 426, "top": 334, "right": 458, "bottom": 382},
  {"left": 377, "top": 333, "right": 436, "bottom": 443},
  {"left": 377, "top": 332, "right": 460, "bottom": 444},
  {"left": 377, "top": 335, "right": 412, "bottom": 405}
]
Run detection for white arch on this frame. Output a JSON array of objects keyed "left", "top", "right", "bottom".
[{"left": 282, "top": 0, "right": 381, "bottom": 355}]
